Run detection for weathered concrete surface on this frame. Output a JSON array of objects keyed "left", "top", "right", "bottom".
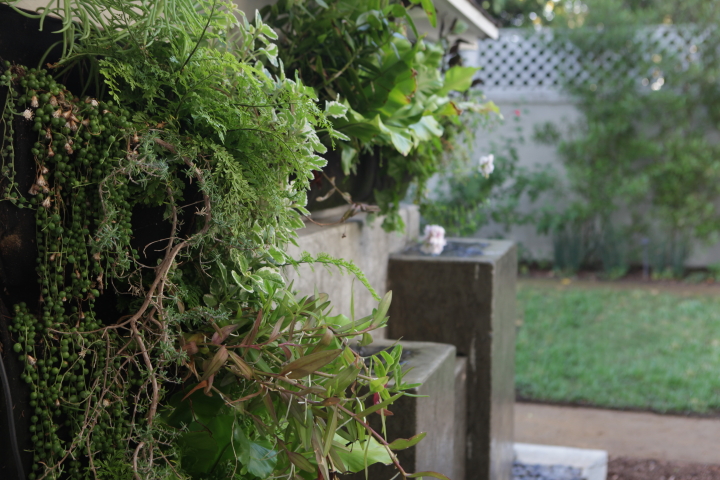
[
  {"left": 344, "top": 339, "right": 457, "bottom": 480},
  {"left": 387, "top": 239, "right": 517, "bottom": 480},
  {"left": 454, "top": 357, "right": 468, "bottom": 480},
  {"left": 284, "top": 205, "right": 419, "bottom": 338},
  {"left": 515, "top": 402, "right": 720, "bottom": 464}
]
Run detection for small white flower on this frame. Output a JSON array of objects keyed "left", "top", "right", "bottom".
[
  {"left": 479, "top": 154, "right": 495, "bottom": 178},
  {"left": 420, "top": 224, "right": 447, "bottom": 255},
  {"left": 30, "top": 96, "right": 39, "bottom": 108},
  {"left": 22, "top": 109, "right": 33, "bottom": 121}
]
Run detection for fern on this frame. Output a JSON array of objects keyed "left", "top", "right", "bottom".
[{"left": 288, "top": 251, "right": 381, "bottom": 301}]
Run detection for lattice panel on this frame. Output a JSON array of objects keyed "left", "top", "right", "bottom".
[{"left": 469, "top": 26, "right": 710, "bottom": 99}]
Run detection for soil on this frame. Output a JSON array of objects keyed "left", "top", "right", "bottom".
[{"left": 609, "top": 457, "right": 720, "bottom": 480}]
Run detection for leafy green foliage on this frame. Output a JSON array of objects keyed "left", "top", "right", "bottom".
[
  {"left": 162, "top": 286, "right": 420, "bottom": 480},
  {"left": 420, "top": 116, "right": 558, "bottom": 237},
  {"left": 261, "top": 0, "right": 499, "bottom": 231},
  {"left": 527, "top": 0, "right": 720, "bottom": 271},
  {"left": 0, "top": 0, "right": 439, "bottom": 479}
]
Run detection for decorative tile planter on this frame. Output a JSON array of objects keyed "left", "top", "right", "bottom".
[{"left": 387, "top": 239, "right": 517, "bottom": 480}]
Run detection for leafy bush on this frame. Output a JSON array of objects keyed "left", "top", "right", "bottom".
[
  {"left": 529, "top": 1, "right": 720, "bottom": 272},
  {"left": 262, "top": 0, "right": 499, "bottom": 231},
  {"left": 420, "top": 115, "right": 558, "bottom": 237}
]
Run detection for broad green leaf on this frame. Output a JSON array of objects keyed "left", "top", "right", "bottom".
[
  {"left": 387, "top": 432, "right": 426, "bottom": 450},
  {"left": 409, "top": 115, "right": 443, "bottom": 142},
  {"left": 334, "top": 113, "right": 386, "bottom": 141},
  {"left": 200, "top": 346, "right": 228, "bottom": 381},
  {"left": 176, "top": 431, "right": 218, "bottom": 474},
  {"left": 420, "top": 0, "right": 437, "bottom": 27},
  {"left": 438, "top": 66, "right": 480, "bottom": 96},
  {"left": 326, "top": 313, "right": 351, "bottom": 329},
  {"left": 203, "top": 294, "right": 217, "bottom": 308},
  {"left": 267, "top": 245, "right": 286, "bottom": 263},
  {"left": 329, "top": 365, "right": 361, "bottom": 394},
  {"left": 286, "top": 450, "right": 315, "bottom": 473},
  {"left": 280, "top": 349, "right": 342, "bottom": 378},
  {"left": 325, "top": 100, "right": 348, "bottom": 118},
  {"left": 234, "top": 424, "right": 278, "bottom": 478},
  {"left": 372, "top": 291, "right": 392, "bottom": 327},
  {"left": 258, "top": 23, "right": 278, "bottom": 40},
  {"left": 386, "top": 126, "right": 414, "bottom": 156},
  {"left": 380, "top": 86, "right": 414, "bottom": 116},
  {"left": 436, "top": 100, "right": 463, "bottom": 116},
  {"left": 341, "top": 145, "right": 357, "bottom": 175},
  {"left": 369, "top": 376, "right": 389, "bottom": 394},
  {"left": 359, "top": 332, "right": 373, "bottom": 347},
  {"left": 384, "top": 3, "right": 407, "bottom": 18},
  {"left": 333, "top": 436, "right": 392, "bottom": 473}
]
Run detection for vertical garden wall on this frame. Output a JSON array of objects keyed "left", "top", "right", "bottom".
[{"left": 0, "top": 1, "right": 497, "bottom": 479}]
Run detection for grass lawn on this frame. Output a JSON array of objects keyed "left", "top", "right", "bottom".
[{"left": 516, "top": 281, "right": 720, "bottom": 414}]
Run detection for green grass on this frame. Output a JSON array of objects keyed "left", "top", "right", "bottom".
[{"left": 516, "top": 283, "right": 720, "bottom": 414}]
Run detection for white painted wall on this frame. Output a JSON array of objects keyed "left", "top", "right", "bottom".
[
  {"left": 467, "top": 96, "right": 720, "bottom": 267},
  {"left": 470, "top": 98, "right": 580, "bottom": 262}
]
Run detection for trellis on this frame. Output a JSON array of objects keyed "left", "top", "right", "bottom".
[{"left": 466, "top": 26, "right": 712, "bottom": 102}]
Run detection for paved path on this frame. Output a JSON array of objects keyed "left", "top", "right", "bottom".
[{"left": 515, "top": 402, "right": 720, "bottom": 464}]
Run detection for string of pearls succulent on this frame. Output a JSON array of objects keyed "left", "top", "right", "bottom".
[{"left": 2, "top": 62, "right": 147, "bottom": 480}]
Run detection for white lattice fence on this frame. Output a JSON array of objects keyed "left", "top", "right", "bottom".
[{"left": 467, "top": 26, "right": 711, "bottom": 102}]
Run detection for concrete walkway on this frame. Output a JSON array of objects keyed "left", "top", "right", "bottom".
[{"left": 515, "top": 402, "right": 720, "bottom": 464}]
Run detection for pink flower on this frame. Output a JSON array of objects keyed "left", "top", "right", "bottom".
[{"left": 514, "top": 109, "right": 521, "bottom": 117}]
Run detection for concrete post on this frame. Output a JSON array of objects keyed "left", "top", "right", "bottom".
[{"left": 386, "top": 239, "right": 517, "bottom": 480}]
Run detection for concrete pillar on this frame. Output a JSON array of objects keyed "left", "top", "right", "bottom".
[
  {"left": 454, "top": 357, "right": 468, "bottom": 480},
  {"left": 386, "top": 239, "right": 517, "bottom": 480}
]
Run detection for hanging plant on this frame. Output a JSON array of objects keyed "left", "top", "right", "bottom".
[
  {"left": 0, "top": 1, "right": 445, "bottom": 479},
  {"left": 261, "top": 0, "right": 500, "bottom": 231}
]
